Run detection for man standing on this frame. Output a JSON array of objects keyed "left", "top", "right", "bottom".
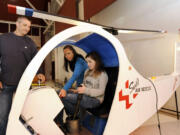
[{"left": 0, "top": 16, "right": 45, "bottom": 135}]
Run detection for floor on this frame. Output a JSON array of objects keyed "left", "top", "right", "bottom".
[{"left": 131, "top": 111, "right": 180, "bottom": 135}]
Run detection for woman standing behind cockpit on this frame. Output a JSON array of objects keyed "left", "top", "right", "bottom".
[{"left": 59, "top": 45, "right": 88, "bottom": 97}]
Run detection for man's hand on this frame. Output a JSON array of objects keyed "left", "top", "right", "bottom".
[
  {"left": 59, "top": 89, "right": 67, "bottom": 98},
  {"left": 37, "top": 74, "right": 45, "bottom": 83}
]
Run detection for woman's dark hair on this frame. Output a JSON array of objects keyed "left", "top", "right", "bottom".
[
  {"left": 85, "top": 51, "right": 104, "bottom": 77},
  {"left": 63, "top": 45, "right": 84, "bottom": 72}
]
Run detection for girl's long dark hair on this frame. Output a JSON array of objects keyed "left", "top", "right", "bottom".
[
  {"left": 63, "top": 45, "right": 84, "bottom": 72},
  {"left": 85, "top": 51, "right": 104, "bottom": 77}
]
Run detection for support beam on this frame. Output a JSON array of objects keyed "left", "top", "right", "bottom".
[
  {"left": 25, "top": 0, "right": 50, "bottom": 25},
  {"left": 56, "top": 0, "right": 66, "bottom": 7},
  {"left": 43, "top": 21, "right": 54, "bottom": 34}
]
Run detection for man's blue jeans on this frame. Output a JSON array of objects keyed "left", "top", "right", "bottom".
[{"left": 0, "top": 85, "right": 16, "bottom": 135}]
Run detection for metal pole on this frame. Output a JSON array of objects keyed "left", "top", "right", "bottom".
[{"left": 175, "top": 91, "right": 179, "bottom": 119}]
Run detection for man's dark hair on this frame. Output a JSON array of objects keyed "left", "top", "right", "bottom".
[{"left": 16, "top": 15, "right": 32, "bottom": 23}]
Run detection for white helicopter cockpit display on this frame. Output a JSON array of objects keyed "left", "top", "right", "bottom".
[{"left": 6, "top": 4, "right": 180, "bottom": 135}]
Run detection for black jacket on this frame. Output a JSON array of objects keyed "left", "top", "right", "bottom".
[{"left": 0, "top": 32, "right": 38, "bottom": 85}]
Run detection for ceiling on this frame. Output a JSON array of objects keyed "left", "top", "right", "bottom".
[{"left": 0, "top": 0, "right": 50, "bottom": 25}]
